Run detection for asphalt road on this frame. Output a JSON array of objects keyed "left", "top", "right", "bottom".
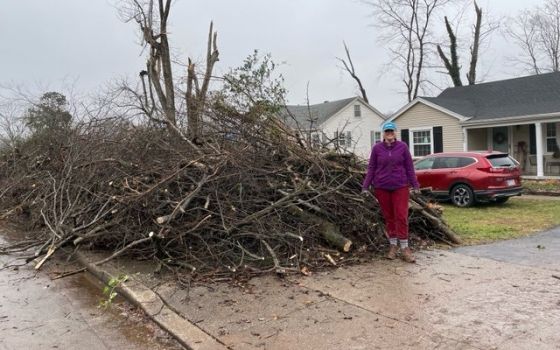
[{"left": 454, "top": 225, "right": 560, "bottom": 272}]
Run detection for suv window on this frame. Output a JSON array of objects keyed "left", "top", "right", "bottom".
[
  {"left": 433, "top": 157, "right": 458, "bottom": 169},
  {"left": 458, "top": 157, "right": 476, "bottom": 167},
  {"left": 487, "top": 154, "right": 517, "bottom": 167},
  {"left": 432, "top": 156, "right": 476, "bottom": 169},
  {"left": 414, "top": 157, "right": 435, "bottom": 170}
]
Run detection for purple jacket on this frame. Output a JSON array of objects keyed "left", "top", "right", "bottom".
[{"left": 362, "top": 140, "right": 419, "bottom": 191}]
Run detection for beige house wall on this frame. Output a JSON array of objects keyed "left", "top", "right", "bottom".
[
  {"left": 466, "top": 128, "right": 487, "bottom": 150},
  {"left": 394, "top": 103, "right": 464, "bottom": 154}
]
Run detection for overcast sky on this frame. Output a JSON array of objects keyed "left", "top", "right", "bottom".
[{"left": 0, "top": 0, "right": 539, "bottom": 114}]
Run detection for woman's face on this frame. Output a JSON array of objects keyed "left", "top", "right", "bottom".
[{"left": 384, "top": 129, "right": 396, "bottom": 142}]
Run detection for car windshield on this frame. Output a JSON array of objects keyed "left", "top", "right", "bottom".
[{"left": 486, "top": 154, "right": 517, "bottom": 167}]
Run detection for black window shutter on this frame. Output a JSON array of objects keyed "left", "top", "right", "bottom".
[
  {"left": 433, "top": 126, "right": 443, "bottom": 153},
  {"left": 529, "top": 124, "right": 536, "bottom": 155},
  {"left": 401, "top": 129, "right": 410, "bottom": 146}
]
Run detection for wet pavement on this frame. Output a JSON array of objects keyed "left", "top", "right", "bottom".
[
  {"left": 146, "top": 251, "right": 560, "bottom": 349},
  {"left": 0, "top": 237, "right": 184, "bottom": 349},
  {"left": 3, "top": 221, "right": 560, "bottom": 350},
  {"left": 455, "top": 225, "right": 560, "bottom": 272}
]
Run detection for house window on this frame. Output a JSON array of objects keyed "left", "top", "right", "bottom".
[
  {"left": 346, "top": 131, "right": 352, "bottom": 148},
  {"left": 411, "top": 129, "right": 432, "bottom": 157},
  {"left": 354, "top": 105, "right": 361, "bottom": 117},
  {"left": 311, "top": 133, "right": 321, "bottom": 148},
  {"left": 546, "top": 123, "right": 558, "bottom": 153},
  {"left": 334, "top": 131, "right": 352, "bottom": 148},
  {"left": 370, "top": 130, "right": 381, "bottom": 147}
]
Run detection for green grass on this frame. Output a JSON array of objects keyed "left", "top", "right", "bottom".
[{"left": 441, "top": 198, "right": 560, "bottom": 245}]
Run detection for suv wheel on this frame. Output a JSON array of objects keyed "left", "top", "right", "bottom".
[{"left": 451, "top": 184, "right": 475, "bottom": 207}]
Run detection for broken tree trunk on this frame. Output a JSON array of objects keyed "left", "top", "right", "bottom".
[{"left": 288, "top": 206, "right": 352, "bottom": 252}]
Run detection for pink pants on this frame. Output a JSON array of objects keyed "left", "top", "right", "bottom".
[{"left": 374, "top": 186, "right": 410, "bottom": 240}]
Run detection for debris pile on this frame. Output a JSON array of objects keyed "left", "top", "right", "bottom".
[{"left": 0, "top": 111, "right": 459, "bottom": 279}]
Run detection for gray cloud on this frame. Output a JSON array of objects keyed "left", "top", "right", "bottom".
[{"left": 0, "top": 0, "right": 538, "bottom": 114}]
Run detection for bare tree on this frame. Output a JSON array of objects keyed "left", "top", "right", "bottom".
[
  {"left": 121, "top": 0, "right": 218, "bottom": 142},
  {"left": 437, "top": 1, "right": 486, "bottom": 86},
  {"left": 366, "top": 0, "right": 454, "bottom": 102},
  {"left": 466, "top": 2, "right": 482, "bottom": 84},
  {"left": 505, "top": 0, "right": 560, "bottom": 74},
  {"left": 437, "top": 16, "right": 463, "bottom": 86},
  {"left": 337, "top": 41, "right": 369, "bottom": 103},
  {"left": 186, "top": 22, "right": 219, "bottom": 141}
]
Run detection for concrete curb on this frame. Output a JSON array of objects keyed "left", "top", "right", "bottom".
[{"left": 75, "top": 252, "right": 228, "bottom": 350}]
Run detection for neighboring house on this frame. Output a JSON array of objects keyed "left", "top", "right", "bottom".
[
  {"left": 388, "top": 72, "right": 560, "bottom": 178},
  {"left": 282, "top": 97, "right": 386, "bottom": 159}
]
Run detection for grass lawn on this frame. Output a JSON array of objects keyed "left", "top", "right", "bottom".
[{"left": 441, "top": 197, "right": 560, "bottom": 245}]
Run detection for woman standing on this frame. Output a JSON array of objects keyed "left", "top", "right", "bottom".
[{"left": 362, "top": 122, "right": 420, "bottom": 263}]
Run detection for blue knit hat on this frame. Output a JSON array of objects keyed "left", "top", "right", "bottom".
[{"left": 382, "top": 121, "right": 397, "bottom": 131}]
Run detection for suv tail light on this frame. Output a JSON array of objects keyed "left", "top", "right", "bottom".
[{"left": 478, "top": 166, "right": 507, "bottom": 173}]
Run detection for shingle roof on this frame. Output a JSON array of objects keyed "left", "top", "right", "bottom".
[
  {"left": 422, "top": 72, "right": 560, "bottom": 121},
  {"left": 281, "top": 97, "right": 358, "bottom": 129}
]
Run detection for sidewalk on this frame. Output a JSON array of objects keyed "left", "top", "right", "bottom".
[{"left": 81, "top": 245, "right": 560, "bottom": 350}]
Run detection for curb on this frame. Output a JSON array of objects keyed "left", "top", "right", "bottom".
[{"left": 75, "top": 252, "right": 228, "bottom": 350}]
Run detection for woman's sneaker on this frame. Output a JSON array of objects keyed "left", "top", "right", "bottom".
[
  {"left": 386, "top": 245, "right": 399, "bottom": 260},
  {"left": 401, "top": 247, "right": 416, "bottom": 263}
]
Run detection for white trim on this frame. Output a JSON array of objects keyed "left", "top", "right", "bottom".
[
  {"left": 536, "top": 122, "right": 544, "bottom": 176},
  {"left": 408, "top": 127, "right": 434, "bottom": 157},
  {"left": 508, "top": 126, "right": 514, "bottom": 154},
  {"left": 387, "top": 98, "right": 470, "bottom": 124},
  {"left": 370, "top": 130, "right": 382, "bottom": 148},
  {"left": 462, "top": 128, "right": 468, "bottom": 151},
  {"left": 461, "top": 113, "right": 560, "bottom": 127}
]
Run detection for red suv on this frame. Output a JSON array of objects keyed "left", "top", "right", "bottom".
[{"left": 414, "top": 151, "right": 522, "bottom": 207}]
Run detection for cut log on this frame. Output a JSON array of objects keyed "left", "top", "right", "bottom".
[
  {"left": 409, "top": 200, "right": 462, "bottom": 245},
  {"left": 288, "top": 206, "right": 352, "bottom": 252}
]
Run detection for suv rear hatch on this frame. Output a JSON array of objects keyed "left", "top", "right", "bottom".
[
  {"left": 484, "top": 154, "right": 521, "bottom": 187},
  {"left": 486, "top": 154, "right": 519, "bottom": 172}
]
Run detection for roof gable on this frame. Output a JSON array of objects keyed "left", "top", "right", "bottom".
[
  {"left": 282, "top": 96, "right": 385, "bottom": 129},
  {"left": 387, "top": 98, "right": 469, "bottom": 123}
]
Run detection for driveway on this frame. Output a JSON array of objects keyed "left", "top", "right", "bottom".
[{"left": 454, "top": 225, "right": 560, "bottom": 272}]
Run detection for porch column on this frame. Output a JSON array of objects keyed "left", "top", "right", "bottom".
[
  {"left": 535, "top": 122, "right": 544, "bottom": 177},
  {"left": 463, "top": 128, "right": 468, "bottom": 151}
]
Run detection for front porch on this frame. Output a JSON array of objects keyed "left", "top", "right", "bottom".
[{"left": 465, "top": 121, "right": 560, "bottom": 177}]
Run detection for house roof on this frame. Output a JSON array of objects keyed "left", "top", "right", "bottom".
[
  {"left": 422, "top": 72, "right": 560, "bottom": 121},
  {"left": 281, "top": 96, "right": 379, "bottom": 129}
]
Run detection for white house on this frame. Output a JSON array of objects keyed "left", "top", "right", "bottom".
[{"left": 282, "top": 97, "right": 386, "bottom": 159}]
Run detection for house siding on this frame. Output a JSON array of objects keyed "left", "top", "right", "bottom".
[
  {"left": 467, "top": 128, "right": 487, "bottom": 150},
  {"left": 393, "top": 103, "right": 463, "bottom": 155},
  {"left": 320, "top": 100, "right": 385, "bottom": 159}
]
